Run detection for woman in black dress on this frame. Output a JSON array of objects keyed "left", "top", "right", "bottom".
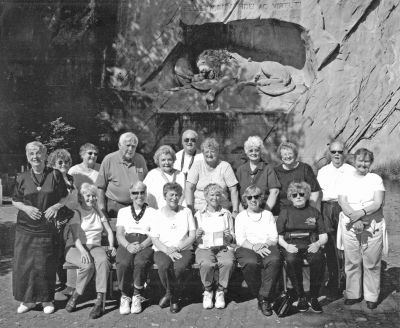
[
  {"left": 274, "top": 142, "right": 321, "bottom": 215},
  {"left": 12, "top": 141, "right": 68, "bottom": 314}
]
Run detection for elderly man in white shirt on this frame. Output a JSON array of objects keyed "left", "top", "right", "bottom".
[
  {"left": 173, "top": 129, "right": 203, "bottom": 177},
  {"left": 317, "top": 141, "right": 355, "bottom": 293}
]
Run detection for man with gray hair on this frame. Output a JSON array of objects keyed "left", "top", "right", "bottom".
[
  {"left": 317, "top": 140, "right": 355, "bottom": 294},
  {"left": 173, "top": 129, "right": 203, "bottom": 177},
  {"left": 96, "top": 132, "right": 148, "bottom": 218}
]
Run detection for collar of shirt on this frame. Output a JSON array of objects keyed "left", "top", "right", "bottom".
[
  {"left": 246, "top": 160, "right": 265, "bottom": 174},
  {"left": 200, "top": 205, "right": 226, "bottom": 217},
  {"left": 117, "top": 151, "right": 135, "bottom": 166}
]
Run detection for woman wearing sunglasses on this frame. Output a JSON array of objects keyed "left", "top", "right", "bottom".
[
  {"left": 115, "top": 181, "right": 156, "bottom": 315},
  {"left": 235, "top": 185, "right": 281, "bottom": 317},
  {"left": 68, "top": 143, "right": 100, "bottom": 190},
  {"left": 277, "top": 181, "right": 327, "bottom": 313}
]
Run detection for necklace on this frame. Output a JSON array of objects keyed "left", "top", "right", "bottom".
[
  {"left": 31, "top": 168, "right": 46, "bottom": 191},
  {"left": 130, "top": 203, "right": 147, "bottom": 223},
  {"left": 246, "top": 210, "right": 263, "bottom": 222},
  {"left": 180, "top": 150, "right": 196, "bottom": 172}
]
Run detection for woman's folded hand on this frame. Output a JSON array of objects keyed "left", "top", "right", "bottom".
[
  {"left": 24, "top": 205, "right": 42, "bottom": 220},
  {"left": 80, "top": 250, "right": 92, "bottom": 264},
  {"left": 286, "top": 244, "right": 298, "bottom": 253}
]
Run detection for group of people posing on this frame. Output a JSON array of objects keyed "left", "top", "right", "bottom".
[{"left": 12, "top": 130, "right": 388, "bottom": 319}]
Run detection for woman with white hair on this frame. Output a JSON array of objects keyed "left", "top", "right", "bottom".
[
  {"left": 12, "top": 141, "right": 68, "bottom": 314},
  {"left": 64, "top": 183, "right": 116, "bottom": 319},
  {"left": 236, "top": 136, "right": 280, "bottom": 211},
  {"left": 186, "top": 138, "right": 239, "bottom": 216},
  {"left": 143, "top": 145, "right": 186, "bottom": 209}
]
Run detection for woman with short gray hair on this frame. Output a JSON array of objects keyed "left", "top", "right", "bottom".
[
  {"left": 236, "top": 136, "right": 280, "bottom": 211},
  {"left": 186, "top": 138, "right": 239, "bottom": 216},
  {"left": 143, "top": 145, "right": 186, "bottom": 209},
  {"left": 12, "top": 141, "right": 69, "bottom": 314}
]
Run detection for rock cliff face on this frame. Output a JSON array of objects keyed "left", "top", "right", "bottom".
[{"left": 116, "top": 0, "right": 400, "bottom": 167}]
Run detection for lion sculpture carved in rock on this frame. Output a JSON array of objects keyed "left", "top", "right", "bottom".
[{"left": 174, "top": 49, "right": 295, "bottom": 103}]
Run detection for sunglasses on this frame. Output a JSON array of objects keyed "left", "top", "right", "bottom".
[
  {"left": 291, "top": 193, "right": 305, "bottom": 198},
  {"left": 131, "top": 191, "right": 145, "bottom": 196},
  {"left": 183, "top": 138, "right": 196, "bottom": 143},
  {"left": 57, "top": 160, "right": 70, "bottom": 166},
  {"left": 246, "top": 194, "right": 262, "bottom": 201},
  {"left": 330, "top": 150, "right": 344, "bottom": 154},
  {"left": 87, "top": 151, "right": 98, "bottom": 156}
]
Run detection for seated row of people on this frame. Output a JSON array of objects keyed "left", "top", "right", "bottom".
[{"left": 63, "top": 180, "right": 327, "bottom": 318}]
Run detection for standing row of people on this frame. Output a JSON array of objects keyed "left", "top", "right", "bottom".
[{"left": 11, "top": 130, "right": 387, "bottom": 318}]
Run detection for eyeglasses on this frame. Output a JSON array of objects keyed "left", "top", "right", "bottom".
[
  {"left": 291, "top": 193, "right": 305, "bottom": 198},
  {"left": 87, "top": 151, "right": 98, "bottom": 156},
  {"left": 246, "top": 194, "right": 262, "bottom": 201},
  {"left": 57, "top": 160, "right": 69, "bottom": 166},
  {"left": 131, "top": 191, "right": 145, "bottom": 196},
  {"left": 183, "top": 138, "right": 196, "bottom": 143},
  {"left": 330, "top": 150, "right": 344, "bottom": 154}
]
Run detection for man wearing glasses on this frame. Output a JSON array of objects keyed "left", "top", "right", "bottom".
[
  {"left": 173, "top": 129, "right": 203, "bottom": 176},
  {"left": 96, "top": 132, "right": 148, "bottom": 219},
  {"left": 317, "top": 141, "right": 355, "bottom": 295}
]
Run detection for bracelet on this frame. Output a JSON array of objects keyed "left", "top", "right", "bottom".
[{"left": 362, "top": 208, "right": 367, "bottom": 215}]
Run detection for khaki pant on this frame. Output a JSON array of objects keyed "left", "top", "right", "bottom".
[
  {"left": 195, "top": 248, "right": 235, "bottom": 290},
  {"left": 65, "top": 246, "right": 111, "bottom": 295},
  {"left": 341, "top": 220, "right": 383, "bottom": 302}
]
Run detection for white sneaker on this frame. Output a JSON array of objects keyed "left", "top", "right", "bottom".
[
  {"left": 119, "top": 295, "right": 131, "bottom": 315},
  {"left": 131, "top": 295, "right": 142, "bottom": 314},
  {"left": 215, "top": 290, "right": 225, "bottom": 309},
  {"left": 42, "top": 302, "right": 55, "bottom": 314},
  {"left": 202, "top": 290, "right": 214, "bottom": 309},
  {"left": 17, "top": 302, "right": 35, "bottom": 314}
]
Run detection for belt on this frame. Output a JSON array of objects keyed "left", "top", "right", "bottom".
[
  {"left": 322, "top": 200, "right": 338, "bottom": 204},
  {"left": 126, "top": 233, "right": 146, "bottom": 237},
  {"left": 210, "top": 246, "right": 227, "bottom": 254}
]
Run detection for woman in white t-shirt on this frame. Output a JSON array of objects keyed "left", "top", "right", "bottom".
[
  {"left": 68, "top": 143, "right": 100, "bottom": 190},
  {"left": 235, "top": 185, "right": 281, "bottom": 317},
  {"left": 195, "top": 183, "right": 235, "bottom": 310},
  {"left": 150, "top": 182, "right": 196, "bottom": 313},
  {"left": 143, "top": 145, "right": 186, "bottom": 209},
  {"left": 115, "top": 181, "right": 157, "bottom": 315},
  {"left": 338, "top": 148, "right": 386, "bottom": 310},
  {"left": 64, "top": 183, "right": 116, "bottom": 319}
]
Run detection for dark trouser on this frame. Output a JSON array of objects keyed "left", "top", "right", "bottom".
[
  {"left": 116, "top": 246, "right": 154, "bottom": 295},
  {"left": 235, "top": 246, "right": 281, "bottom": 301},
  {"left": 154, "top": 250, "right": 194, "bottom": 297},
  {"left": 283, "top": 248, "right": 324, "bottom": 298},
  {"left": 321, "top": 201, "right": 342, "bottom": 287},
  {"left": 106, "top": 198, "right": 131, "bottom": 219}
]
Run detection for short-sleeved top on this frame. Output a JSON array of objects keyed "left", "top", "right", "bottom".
[
  {"left": 116, "top": 205, "right": 156, "bottom": 235},
  {"left": 96, "top": 150, "right": 148, "bottom": 204},
  {"left": 68, "top": 163, "right": 100, "bottom": 190},
  {"left": 337, "top": 172, "right": 385, "bottom": 210},
  {"left": 173, "top": 149, "right": 204, "bottom": 175},
  {"left": 317, "top": 162, "right": 356, "bottom": 202},
  {"left": 235, "top": 209, "right": 278, "bottom": 246},
  {"left": 67, "top": 207, "right": 106, "bottom": 246},
  {"left": 274, "top": 162, "right": 321, "bottom": 214},
  {"left": 276, "top": 204, "right": 326, "bottom": 236},
  {"left": 149, "top": 206, "right": 196, "bottom": 251},
  {"left": 143, "top": 168, "right": 186, "bottom": 209},
  {"left": 236, "top": 160, "right": 281, "bottom": 198},
  {"left": 195, "top": 207, "right": 234, "bottom": 249},
  {"left": 13, "top": 167, "right": 68, "bottom": 234},
  {"left": 187, "top": 160, "right": 238, "bottom": 210}
]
